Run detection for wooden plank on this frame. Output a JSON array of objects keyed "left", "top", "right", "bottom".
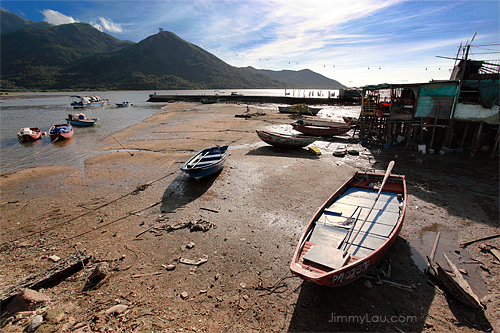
[
  {"left": 308, "top": 223, "right": 349, "bottom": 249},
  {"left": 303, "top": 244, "right": 350, "bottom": 269},
  {"left": 0, "top": 252, "right": 91, "bottom": 303}
]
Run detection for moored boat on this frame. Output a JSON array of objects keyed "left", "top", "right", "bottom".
[
  {"left": 116, "top": 101, "right": 133, "bottom": 107},
  {"left": 66, "top": 113, "right": 99, "bottom": 126},
  {"left": 49, "top": 124, "right": 73, "bottom": 141},
  {"left": 290, "top": 162, "right": 407, "bottom": 287},
  {"left": 292, "top": 119, "right": 351, "bottom": 137},
  {"left": 256, "top": 129, "right": 316, "bottom": 148},
  {"left": 343, "top": 116, "right": 359, "bottom": 126},
  {"left": 181, "top": 145, "right": 229, "bottom": 181},
  {"left": 70, "top": 95, "right": 108, "bottom": 109},
  {"left": 17, "top": 127, "right": 43, "bottom": 143},
  {"left": 201, "top": 99, "right": 219, "bottom": 104},
  {"left": 278, "top": 105, "right": 322, "bottom": 115}
]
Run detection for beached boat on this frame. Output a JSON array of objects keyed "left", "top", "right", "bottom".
[
  {"left": 343, "top": 116, "right": 359, "bottom": 126},
  {"left": 66, "top": 113, "right": 99, "bottom": 126},
  {"left": 17, "top": 127, "right": 43, "bottom": 143},
  {"left": 292, "top": 119, "right": 351, "bottom": 137},
  {"left": 290, "top": 162, "right": 407, "bottom": 287},
  {"left": 116, "top": 101, "right": 133, "bottom": 107},
  {"left": 201, "top": 99, "right": 219, "bottom": 104},
  {"left": 70, "top": 95, "right": 108, "bottom": 109},
  {"left": 278, "top": 105, "right": 322, "bottom": 115},
  {"left": 49, "top": 124, "right": 73, "bottom": 141},
  {"left": 181, "top": 146, "right": 229, "bottom": 180},
  {"left": 256, "top": 129, "right": 316, "bottom": 148}
]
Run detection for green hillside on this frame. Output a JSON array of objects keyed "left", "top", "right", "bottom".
[{"left": 243, "top": 67, "right": 345, "bottom": 88}]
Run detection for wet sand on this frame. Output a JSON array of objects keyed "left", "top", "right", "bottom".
[{"left": 1, "top": 102, "right": 499, "bottom": 332}]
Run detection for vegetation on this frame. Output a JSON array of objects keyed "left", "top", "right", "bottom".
[{"left": 290, "top": 103, "right": 315, "bottom": 118}]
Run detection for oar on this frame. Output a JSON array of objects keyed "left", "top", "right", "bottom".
[{"left": 343, "top": 161, "right": 395, "bottom": 257}]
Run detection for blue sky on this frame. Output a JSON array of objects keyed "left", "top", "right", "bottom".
[{"left": 2, "top": 0, "right": 499, "bottom": 87}]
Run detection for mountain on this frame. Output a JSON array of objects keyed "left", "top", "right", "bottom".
[
  {"left": 243, "top": 67, "right": 346, "bottom": 88},
  {"left": 0, "top": 10, "right": 52, "bottom": 34}
]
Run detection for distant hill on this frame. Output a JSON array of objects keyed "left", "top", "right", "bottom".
[
  {"left": 0, "top": 9, "right": 343, "bottom": 91},
  {"left": 243, "top": 67, "right": 346, "bottom": 88},
  {"left": 59, "top": 31, "right": 286, "bottom": 90},
  {"left": 0, "top": 10, "right": 52, "bottom": 34}
]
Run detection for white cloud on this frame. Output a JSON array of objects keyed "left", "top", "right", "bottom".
[
  {"left": 90, "top": 17, "right": 124, "bottom": 33},
  {"left": 41, "top": 9, "right": 78, "bottom": 25}
]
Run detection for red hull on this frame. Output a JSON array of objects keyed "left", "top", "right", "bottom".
[
  {"left": 290, "top": 171, "right": 407, "bottom": 287},
  {"left": 292, "top": 122, "right": 351, "bottom": 136},
  {"left": 17, "top": 127, "right": 42, "bottom": 143},
  {"left": 49, "top": 124, "right": 74, "bottom": 141}
]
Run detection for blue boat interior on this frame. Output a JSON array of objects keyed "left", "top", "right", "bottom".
[{"left": 303, "top": 188, "right": 402, "bottom": 270}]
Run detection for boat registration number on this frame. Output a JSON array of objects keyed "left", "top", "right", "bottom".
[{"left": 331, "top": 261, "right": 370, "bottom": 285}]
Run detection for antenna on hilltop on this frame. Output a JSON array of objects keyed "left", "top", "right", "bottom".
[{"left": 159, "top": 28, "right": 164, "bottom": 33}]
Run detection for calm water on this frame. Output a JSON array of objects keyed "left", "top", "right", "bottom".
[{"left": 0, "top": 90, "right": 358, "bottom": 175}]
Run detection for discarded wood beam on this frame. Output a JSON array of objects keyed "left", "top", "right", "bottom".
[
  {"left": 428, "top": 253, "right": 484, "bottom": 310},
  {"left": 479, "top": 244, "right": 500, "bottom": 261},
  {"left": 131, "top": 271, "right": 162, "bottom": 278},
  {"left": 430, "top": 232, "right": 441, "bottom": 262},
  {"left": 460, "top": 233, "right": 500, "bottom": 248},
  {"left": 0, "top": 252, "right": 91, "bottom": 303}
]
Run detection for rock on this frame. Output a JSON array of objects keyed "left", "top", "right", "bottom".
[
  {"left": 48, "top": 255, "right": 60, "bottom": 262},
  {"left": 180, "top": 291, "right": 189, "bottom": 300},
  {"left": 88, "top": 262, "right": 109, "bottom": 284},
  {"left": 105, "top": 304, "right": 128, "bottom": 315},
  {"left": 363, "top": 280, "right": 373, "bottom": 289},
  {"left": 45, "top": 308, "right": 66, "bottom": 324},
  {"left": 163, "top": 264, "right": 176, "bottom": 271},
  {"left": 27, "top": 315, "right": 43, "bottom": 332},
  {"left": 186, "top": 242, "right": 195, "bottom": 249},
  {"left": 4, "top": 289, "right": 50, "bottom": 314}
]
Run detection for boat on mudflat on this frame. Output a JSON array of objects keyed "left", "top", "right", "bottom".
[
  {"left": 256, "top": 129, "right": 316, "bottom": 148},
  {"left": 66, "top": 113, "right": 99, "bottom": 126},
  {"left": 278, "top": 105, "right": 322, "bottom": 115},
  {"left": 292, "top": 118, "right": 351, "bottom": 137},
  {"left": 290, "top": 162, "right": 407, "bottom": 287},
  {"left": 70, "top": 95, "right": 108, "bottom": 109},
  {"left": 181, "top": 146, "right": 229, "bottom": 181},
  {"left": 49, "top": 124, "right": 73, "bottom": 141},
  {"left": 17, "top": 127, "right": 43, "bottom": 143},
  {"left": 201, "top": 99, "right": 219, "bottom": 104},
  {"left": 343, "top": 116, "right": 359, "bottom": 126}
]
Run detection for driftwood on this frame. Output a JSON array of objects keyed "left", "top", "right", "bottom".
[
  {"left": 427, "top": 254, "right": 484, "bottom": 310},
  {"left": 0, "top": 252, "right": 91, "bottom": 303},
  {"left": 460, "top": 233, "right": 500, "bottom": 248}
]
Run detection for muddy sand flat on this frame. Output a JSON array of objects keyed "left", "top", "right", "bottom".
[{"left": 1, "top": 102, "right": 499, "bottom": 332}]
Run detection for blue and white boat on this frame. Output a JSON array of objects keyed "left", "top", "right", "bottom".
[
  {"left": 66, "top": 113, "right": 99, "bottom": 126},
  {"left": 70, "top": 95, "right": 108, "bottom": 109},
  {"left": 181, "top": 146, "right": 229, "bottom": 181}
]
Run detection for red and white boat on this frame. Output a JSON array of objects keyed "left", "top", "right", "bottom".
[
  {"left": 49, "top": 124, "right": 73, "bottom": 141},
  {"left": 290, "top": 162, "right": 407, "bottom": 287},
  {"left": 291, "top": 118, "right": 351, "bottom": 137},
  {"left": 17, "top": 127, "right": 43, "bottom": 143}
]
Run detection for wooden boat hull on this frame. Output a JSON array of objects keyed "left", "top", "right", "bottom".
[
  {"left": 256, "top": 130, "right": 316, "bottom": 148},
  {"left": 278, "top": 106, "right": 321, "bottom": 115},
  {"left": 201, "top": 99, "right": 219, "bottom": 104},
  {"left": 292, "top": 122, "right": 351, "bottom": 136},
  {"left": 17, "top": 127, "right": 42, "bottom": 143},
  {"left": 181, "top": 146, "right": 229, "bottom": 180},
  {"left": 343, "top": 116, "right": 359, "bottom": 126},
  {"left": 116, "top": 102, "right": 133, "bottom": 107},
  {"left": 290, "top": 171, "right": 407, "bottom": 287},
  {"left": 49, "top": 124, "right": 73, "bottom": 141}
]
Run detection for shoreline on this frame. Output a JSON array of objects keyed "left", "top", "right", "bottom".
[{"left": 1, "top": 102, "right": 498, "bottom": 332}]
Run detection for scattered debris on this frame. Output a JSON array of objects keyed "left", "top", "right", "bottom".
[
  {"left": 162, "top": 264, "right": 176, "bottom": 271},
  {"left": 83, "top": 262, "right": 109, "bottom": 291},
  {"left": 105, "top": 304, "right": 128, "bottom": 315},
  {"left": 4, "top": 289, "right": 50, "bottom": 314},
  {"left": 180, "top": 291, "right": 189, "bottom": 300},
  {"left": 27, "top": 314, "right": 43, "bottom": 331},
  {"left": 48, "top": 255, "right": 61, "bottom": 262},
  {"left": 0, "top": 252, "right": 91, "bottom": 303},
  {"left": 186, "top": 242, "right": 195, "bottom": 249},
  {"left": 131, "top": 271, "right": 162, "bottom": 278},
  {"left": 479, "top": 244, "right": 500, "bottom": 261},
  {"left": 460, "top": 233, "right": 500, "bottom": 248},
  {"left": 363, "top": 280, "right": 373, "bottom": 289},
  {"left": 179, "top": 255, "right": 208, "bottom": 266}
]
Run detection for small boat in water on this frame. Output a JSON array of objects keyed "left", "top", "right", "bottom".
[
  {"left": 116, "top": 101, "right": 133, "bottom": 107},
  {"left": 256, "top": 129, "right": 316, "bottom": 148},
  {"left": 278, "top": 105, "right": 322, "bottom": 115},
  {"left": 17, "top": 127, "right": 43, "bottom": 143},
  {"left": 292, "top": 119, "right": 351, "bottom": 137},
  {"left": 49, "top": 124, "right": 73, "bottom": 141},
  {"left": 70, "top": 95, "right": 108, "bottom": 109},
  {"left": 66, "top": 113, "right": 99, "bottom": 126},
  {"left": 181, "top": 146, "right": 229, "bottom": 181},
  {"left": 290, "top": 162, "right": 407, "bottom": 287}
]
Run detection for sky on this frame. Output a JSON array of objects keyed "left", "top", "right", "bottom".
[{"left": 2, "top": 0, "right": 499, "bottom": 87}]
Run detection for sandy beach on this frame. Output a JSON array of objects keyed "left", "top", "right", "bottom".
[{"left": 1, "top": 102, "right": 499, "bottom": 332}]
